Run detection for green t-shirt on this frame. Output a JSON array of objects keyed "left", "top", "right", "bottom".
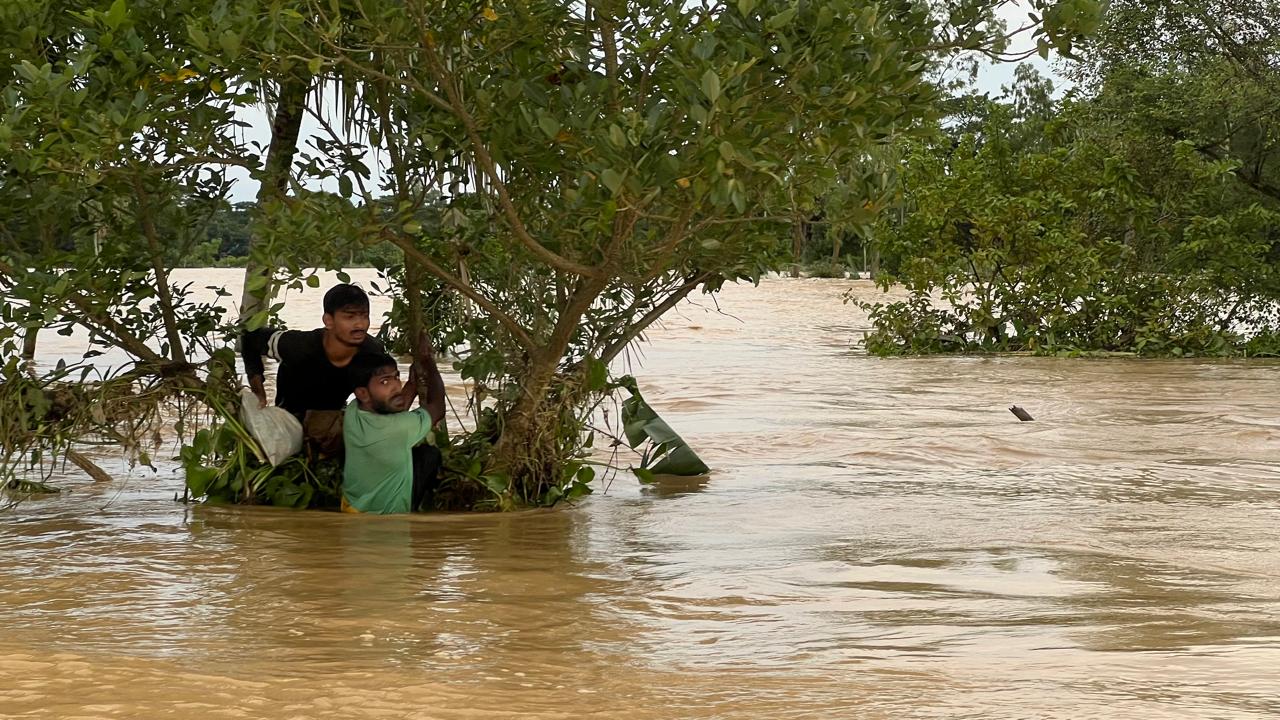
[{"left": 342, "top": 400, "right": 433, "bottom": 514}]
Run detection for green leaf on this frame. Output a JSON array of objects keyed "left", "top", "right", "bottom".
[
  {"left": 338, "top": 175, "right": 352, "bottom": 198},
  {"left": 307, "top": 57, "right": 323, "bottom": 75},
  {"left": 305, "top": 275, "right": 320, "bottom": 288},
  {"left": 608, "top": 124, "right": 627, "bottom": 147},
  {"left": 16, "top": 60, "right": 38, "bottom": 82},
  {"left": 245, "top": 273, "right": 270, "bottom": 292},
  {"left": 632, "top": 467, "right": 657, "bottom": 484},
  {"left": 219, "top": 30, "right": 241, "bottom": 58},
  {"left": 483, "top": 474, "right": 510, "bottom": 495},
  {"left": 105, "top": 0, "right": 127, "bottom": 29},
  {"left": 689, "top": 102, "right": 708, "bottom": 126},
  {"left": 187, "top": 22, "right": 209, "bottom": 50},
  {"left": 537, "top": 114, "right": 560, "bottom": 139},
  {"left": 542, "top": 485, "right": 564, "bottom": 505},
  {"left": 566, "top": 480, "right": 593, "bottom": 500},
  {"left": 766, "top": 6, "right": 797, "bottom": 30},
  {"left": 584, "top": 357, "right": 608, "bottom": 391},
  {"left": 619, "top": 380, "right": 710, "bottom": 477},
  {"left": 719, "top": 141, "right": 735, "bottom": 162},
  {"left": 600, "top": 168, "right": 624, "bottom": 194},
  {"left": 700, "top": 69, "right": 721, "bottom": 103},
  {"left": 185, "top": 465, "right": 218, "bottom": 497}
]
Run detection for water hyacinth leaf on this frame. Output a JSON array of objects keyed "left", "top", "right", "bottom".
[
  {"left": 566, "top": 480, "right": 593, "bottom": 499},
  {"left": 483, "top": 474, "right": 510, "bottom": 496},
  {"left": 185, "top": 465, "right": 218, "bottom": 496}
]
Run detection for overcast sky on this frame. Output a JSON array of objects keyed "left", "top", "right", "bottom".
[{"left": 223, "top": 1, "right": 1067, "bottom": 202}]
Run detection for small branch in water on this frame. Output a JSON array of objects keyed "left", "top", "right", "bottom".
[
  {"left": 1009, "top": 405, "right": 1034, "bottom": 422},
  {"left": 67, "top": 450, "right": 114, "bottom": 483}
]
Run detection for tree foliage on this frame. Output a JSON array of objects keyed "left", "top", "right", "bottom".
[
  {"left": 860, "top": 3, "right": 1280, "bottom": 357},
  {"left": 1, "top": 0, "right": 1104, "bottom": 506}
]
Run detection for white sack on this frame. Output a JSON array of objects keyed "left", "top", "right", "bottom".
[{"left": 239, "top": 389, "right": 303, "bottom": 466}]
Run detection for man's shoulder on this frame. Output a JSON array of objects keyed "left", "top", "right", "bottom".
[
  {"left": 358, "top": 335, "right": 385, "bottom": 354},
  {"left": 343, "top": 401, "right": 374, "bottom": 440},
  {"left": 380, "top": 408, "right": 431, "bottom": 440},
  {"left": 344, "top": 405, "right": 423, "bottom": 447},
  {"left": 285, "top": 328, "right": 326, "bottom": 355}
]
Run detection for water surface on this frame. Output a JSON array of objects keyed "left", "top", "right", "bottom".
[{"left": 3, "top": 271, "right": 1279, "bottom": 718}]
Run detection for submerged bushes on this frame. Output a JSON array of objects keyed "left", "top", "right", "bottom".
[{"left": 859, "top": 99, "right": 1280, "bottom": 357}]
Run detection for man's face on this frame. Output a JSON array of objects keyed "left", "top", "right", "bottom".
[
  {"left": 323, "top": 303, "right": 370, "bottom": 346},
  {"left": 356, "top": 365, "right": 408, "bottom": 414}
]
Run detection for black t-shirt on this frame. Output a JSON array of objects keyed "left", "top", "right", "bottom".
[{"left": 241, "top": 327, "right": 384, "bottom": 418}]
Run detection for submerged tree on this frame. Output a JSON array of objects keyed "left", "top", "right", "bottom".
[
  {"left": 858, "top": 62, "right": 1280, "bottom": 357},
  {"left": 1, "top": 0, "right": 1104, "bottom": 507},
  {"left": 0, "top": 0, "right": 266, "bottom": 488}
]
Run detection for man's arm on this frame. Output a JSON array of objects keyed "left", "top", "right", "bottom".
[
  {"left": 241, "top": 328, "right": 274, "bottom": 406},
  {"left": 414, "top": 331, "right": 447, "bottom": 428},
  {"left": 415, "top": 358, "right": 447, "bottom": 428},
  {"left": 390, "top": 362, "right": 420, "bottom": 409},
  {"left": 240, "top": 327, "right": 310, "bottom": 406},
  {"left": 386, "top": 331, "right": 446, "bottom": 427}
]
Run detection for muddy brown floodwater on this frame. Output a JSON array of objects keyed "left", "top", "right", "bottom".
[{"left": 3, "top": 271, "right": 1280, "bottom": 719}]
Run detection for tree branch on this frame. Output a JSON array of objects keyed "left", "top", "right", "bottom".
[
  {"left": 0, "top": 258, "right": 168, "bottom": 366},
  {"left": 380, "top": 231, "right": 539, "bottom": 353},
  {"left": 589, "top": 1, "right": 621, "bottom": 112},
  {"left": 132, "top": 174, "right": 189, "bottom": 365},
  {"left": 415, "top": 23, "right": 603, "bottom": 278},
  {"left": 598, "top": 272, "right": 711, "bottom": 365},
  {"left": 642, "top": 204, "right": 696, "bottom": 281}
]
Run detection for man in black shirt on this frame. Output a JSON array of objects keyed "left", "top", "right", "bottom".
[{"left": 241, "top": 284, "right": 384, "bottom": 419}]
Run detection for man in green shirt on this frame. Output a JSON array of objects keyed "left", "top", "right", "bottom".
[{"left": 341, "top": 334, "right": 447, "bottom": 514}]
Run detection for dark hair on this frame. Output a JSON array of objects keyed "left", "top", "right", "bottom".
[
  {"left": 323, "top": 283, "right": 369, "bottom": 315},
  {"left": 348, "top": 352, "right": 398, "bottom": 389}
]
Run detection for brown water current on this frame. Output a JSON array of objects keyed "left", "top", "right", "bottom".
[{"left": 3, "top": 271, "right": 1280, "bottom": 719}]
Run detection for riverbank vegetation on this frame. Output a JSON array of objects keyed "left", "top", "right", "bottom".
[
  {"left": 858, "top": 0, "right": 1280, "bottom": 357},
  {"left": 1, "top": 0, "right": 1111, "bottom": 506}
]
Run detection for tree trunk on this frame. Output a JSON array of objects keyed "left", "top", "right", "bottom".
[
  {"left": 371, "top": 68, "right": 427, "bottom": 349},
  {"left": 239, "top": 76, "right": 310, "bottom": 323},
  {"left": 135, "top": 178, "right": 188, "bottom": 364},
  {"left": 790, "top": 216, "right": 804, "bottom": 278},
  {"left": 21, "top": 324, "right": 37, "bottom": 374},
  {"left": 490, "top": 247, "right": 621, "bottom": 484},
  {"left": 404, "top": 245, "right": 425, "bottom": 343}
]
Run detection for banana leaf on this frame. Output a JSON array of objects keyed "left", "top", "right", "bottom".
[{"left": 615, "top": 376, "right": 709, "bottom": 480}]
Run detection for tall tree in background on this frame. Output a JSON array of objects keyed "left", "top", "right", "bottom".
[{"left": 1073, "top": 0, "right": 1280, "bottom": 205}]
